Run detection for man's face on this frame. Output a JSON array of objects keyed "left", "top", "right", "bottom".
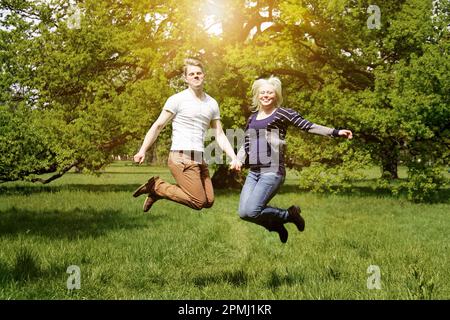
[{"left": 185, "top": 65, "right": 205, "bottom": 89}]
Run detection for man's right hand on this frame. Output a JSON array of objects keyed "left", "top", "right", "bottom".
[
  {"left": 229, "top": 159, "right": 242, "bottom": 172},
  {"left": 134, "top": 152, "right": 146, "bottom": 164}
]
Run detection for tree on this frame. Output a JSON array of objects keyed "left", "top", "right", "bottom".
[
  {"left": 1, "top": 0, "right": 204, "bottom": 182},
  {"left": 205, "top": 0, "right": 449, "bottom": 201},
  {"left": 2, "top": 0, "right": 448, "bottom": 202}
]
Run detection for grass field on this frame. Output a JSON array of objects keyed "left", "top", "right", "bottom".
[{"left": 0, "top": 162, "right": 449, "bottom": 299}]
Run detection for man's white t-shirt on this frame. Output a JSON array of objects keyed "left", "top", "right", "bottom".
[{"left": 163, "top": 89, "right": 220, "bottom": 152}]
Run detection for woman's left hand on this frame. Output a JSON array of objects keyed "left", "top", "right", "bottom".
[
  {"left": 338, "top": 129, "right": 353, "bottom": 139},
  {"left": 230, "top": 159, "right": 242, "bottom": 171}
]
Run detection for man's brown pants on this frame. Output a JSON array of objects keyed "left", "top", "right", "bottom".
[{"left": 153, "top": 151, "right": 214, "bottom": 210}]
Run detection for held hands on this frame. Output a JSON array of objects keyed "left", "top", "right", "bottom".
[
  {"left": 338, "top": 129, "right": 353, "bottom": 139},
  {"left": 229, "top": 158, "right": 242, "bottom": 172},
  {"left": 133, "top": 151, "right": 146, "bottom": 164}
]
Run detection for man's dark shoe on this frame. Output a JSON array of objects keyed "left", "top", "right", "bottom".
[
  {"left": 133, "top": 176, "right": 159, "bottom": 198},
  {"left": 273, "top": 224, "right": 289, "bottom": 243},
  {"left": 143, "top": 195, "right": 161, "bottom": 213},
  {"left": 287, "top": 205, "right": 305, "bottom": 232}
]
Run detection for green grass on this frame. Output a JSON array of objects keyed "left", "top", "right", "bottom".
[{"left": 0, "top": 162, "right": 449, "bottom": 299}]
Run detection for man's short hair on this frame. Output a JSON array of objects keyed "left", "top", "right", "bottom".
[{"left": 183, "top": 58, "right": 205, "bottom": 76}]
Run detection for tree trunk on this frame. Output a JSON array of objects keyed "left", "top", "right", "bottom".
[
  {"left": 211, "top": 164, "right": 245, "bottom": 189},
  {"left": 380, "top": 144, "right": 399, "bottom": 179}
]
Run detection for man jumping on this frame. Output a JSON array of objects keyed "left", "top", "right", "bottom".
[{"left": 133, "top": 58, "right": 241, "bottom": 212}]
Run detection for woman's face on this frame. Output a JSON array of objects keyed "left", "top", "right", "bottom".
[{"left": 258, "top": 84, "right": 277, "bottom": 109}]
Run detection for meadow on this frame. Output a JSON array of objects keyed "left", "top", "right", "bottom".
[{"left": 0, "top": 162, "right": 449, "bottom": 299}]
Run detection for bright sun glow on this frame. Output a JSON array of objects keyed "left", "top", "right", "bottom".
[
  {"left": 202, "top": 0, "right": 225, "bottom": 36},
  {"left": 204, "top": 15, "right": 223, "bottom": 36}
]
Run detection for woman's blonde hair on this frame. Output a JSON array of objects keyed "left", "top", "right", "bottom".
[{"left": 251, "top": 76, "right": 283, "bottom": 112}]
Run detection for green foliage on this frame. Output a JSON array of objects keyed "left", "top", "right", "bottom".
[
  {"left": 1, "top": 0, "right": 449, "bottom": 202},
  {"left": 212, "top": 0, "right": 449, "bottom": 202},
  {"left": 1, "top": 0, "right": 179, "bottom": 181},
  {"left": 404, "top": 164, "right": 446, "bottom": 203},
  {"left": 0, "top": 105, "right": 63, "bottom": 182}
]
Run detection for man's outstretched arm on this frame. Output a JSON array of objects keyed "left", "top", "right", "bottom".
[
  {"left": 210, "top": 119, "right": 241, "bottom": 171},
  {"left": 134, "top": 110, "right": 174, "bottom": 164}
]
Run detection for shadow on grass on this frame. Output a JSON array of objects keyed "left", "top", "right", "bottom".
[
  {"left": 217, "top": 184, "right": 450, "bottom": 204},
  {"left": 257, "top": 183, "right": 450, "bottom": 204},
  {"left": 0, "top": 248, "right": 70, "bottom": 287},
  {"left": 192, "top": 270, "right": 248, "bottom": 287},
  {"left": 334, "top": 185, "right": 449, "bottom": 203},
  {"left": 0, "top": 184, "right": 143, "bottom": 195},
  {"left": 0, "top": 259, "right": 11, "bottom": 285},
  {"left": 266, "top": 269, "right": 306, "bottom": 290},
  {"left": 78, "top": 172, "right": 169, "bottom": 175},
  {"left": 0, "top": 207, "right": 157, "bottom": 240},
  {"left": 2, "top": 182, "right": 449, "bottom": 204}
]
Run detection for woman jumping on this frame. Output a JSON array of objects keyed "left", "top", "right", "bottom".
[{"left": 236, "top": 76, "right": 353, "bottom": 243}]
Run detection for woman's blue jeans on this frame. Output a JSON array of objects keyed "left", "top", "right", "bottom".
[{"left": 238, "top": 170, "right": 288, "bottom": 231}]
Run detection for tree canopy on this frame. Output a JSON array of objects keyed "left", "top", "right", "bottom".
[{"left": 1, "top": 0, "right": 449, "bottom": 202}]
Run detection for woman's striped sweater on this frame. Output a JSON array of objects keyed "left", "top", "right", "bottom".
[{"left": 237, "top": 107, "right": 340, "bottom": 175}]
